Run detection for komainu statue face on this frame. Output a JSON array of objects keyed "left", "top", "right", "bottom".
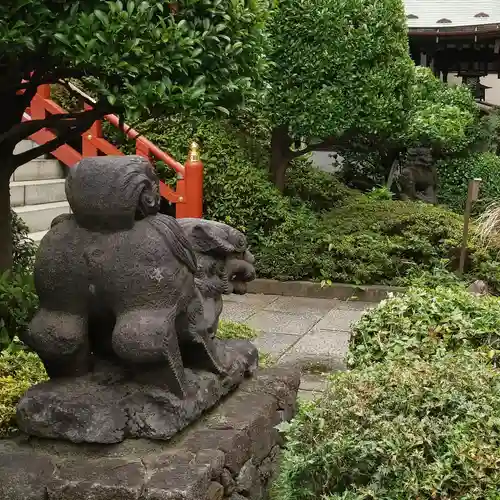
[{"left": 178, "top": 218, "right": 256, "bottom": 335}]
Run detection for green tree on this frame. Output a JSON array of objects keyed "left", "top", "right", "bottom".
[
  {"left": 265, "top": 0, "right": 415, "bottom": 191},
  {"left": 0, "top": 0, "right": 268, "bottom": 270},
  {"left": 341, "top": 66, "right": 478, "bottom": 191}
]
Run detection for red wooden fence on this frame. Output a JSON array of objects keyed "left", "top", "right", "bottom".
[{"left": 22, "top": 84, "right": 203, "bottom": 218}]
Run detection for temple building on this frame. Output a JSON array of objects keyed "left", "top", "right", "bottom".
[{"left": 405, "top": 0, "right": 500, "bottom": 104}]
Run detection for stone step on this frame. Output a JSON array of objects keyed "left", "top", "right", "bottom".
[
  {"left": 12, "top": 159, "right": 64, "bottom": 182},
  {"left": 10, "top": 179, "right": 66, "bottom": 207},
  {"left": 13, "top": 201, "right": 70, "bottom": 233},
  {"left": 13, "top": 139, "right": 48, "bottom": 159}
]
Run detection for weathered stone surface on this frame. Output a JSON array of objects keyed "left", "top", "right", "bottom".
[
  {"left": 48, "top": 459, "right": 145, "bottom": 500},
  {"left": 220, "top": 468, "right": 236, "bottom": 496},
  {"left": 1, "top": 367, "right": 299, "bottom": 500},
  {"left": 0, "top": 448, "right": 55, "bottom": 500},
  {"left": 237, "top": 459, "right": 261, "bottom": 499},
  {"left": 19, "top": 156, "right": 259, "bottom": 445},
  {"left": 259, "top": 445, "right": 281, "bottom": 483},
  {"left": 239, "top": 366, "right": 301, "bottom": 421},
  {"left": 17, "top": 340, "right": 257, "bottom": 443},
  {"left": 207, "top": 481, "right": 224, "bottom": 500},
  {"left": 144, "top": 451, "right": 213, "bottom": 500},
  {"left": 230, "top": 494, "right": 247, "bottom": 500}
]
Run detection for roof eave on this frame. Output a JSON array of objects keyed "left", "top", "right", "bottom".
[{"left": 409, "top": 23, "right": 500, "bottom": 37}]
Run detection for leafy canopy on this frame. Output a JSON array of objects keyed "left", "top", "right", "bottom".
[
  {"left": 405, "top": 67, "right": 478, "bottom": 153},
  {"left": 0, "top": 0, "right": 269, "bottom": 119},
  {"left": 265, "top": 0, "right": 415, "bottom": 143}
]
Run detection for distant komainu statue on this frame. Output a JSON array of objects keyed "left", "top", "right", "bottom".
[
  {"left": 17, "top": 155, "right": 258, "bottom": 443},
  {"left": 398, "top": 147, "right": 437, "bottom": 204}
]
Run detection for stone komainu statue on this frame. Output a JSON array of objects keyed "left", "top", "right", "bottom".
[
  {"left": 21, "top": 156, "right": 255, "bottom": 399},
  {"left": 398, "top": 147, "right": 437, "bottom": 204}
]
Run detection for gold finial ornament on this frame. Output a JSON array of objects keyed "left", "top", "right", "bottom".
[{"left": 188, "top": 141, "right": 200, "bottom": 162}]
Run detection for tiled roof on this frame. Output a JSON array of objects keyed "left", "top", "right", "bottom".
[{"left": 404, "top": 0, "right": 500, "bottom": 28}]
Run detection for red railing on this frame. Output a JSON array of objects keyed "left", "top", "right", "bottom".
[{"left": 22, "top": 84, "right": 203, "bottom": 218}]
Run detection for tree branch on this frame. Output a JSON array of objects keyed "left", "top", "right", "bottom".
[
  {"left": 0, "top": 109, "right": 106, "bottom": 147},
  {"left": 8, "top": 108, "right": 105, "bottom": 173}
]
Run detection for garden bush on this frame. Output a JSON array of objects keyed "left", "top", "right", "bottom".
[
  {"left": 348, "top": 285, "right": 500, "bottom": 368},
  {"left": 0, "top": 345, "right": 47, "bottom": 437},
  {"left": 318, "top": 196, "right": 478, "bottom": 285},
  {"left": 274, "top": 351, "right": 500, "bottom": 500},
  {"left": 0, "top": 271, "right": 38, "bottom": 350},
  {"left": 11, "top": 210, "right": 36, "bottom": 271},
  {"left": 284, "top": 158, "right": 352, "bottom": 212},
  {"left": 101, "top": 115, "right": 500, "bottom": 286},
  {"left": 437, "top": 152, "right": 500, "bottom": 213}
]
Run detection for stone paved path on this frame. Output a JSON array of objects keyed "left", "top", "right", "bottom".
[{"left": 221, "top": 294, "right": 375, "bottom": 400}]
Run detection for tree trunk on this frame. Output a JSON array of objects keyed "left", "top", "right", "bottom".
[
  {"left": 270, "top": 125, "right": 292, "bottom": 192},
  {"left": 0, "top": 90, "right": 27, "bottom": 273},
  {"left": 0, "top": 168, "right": 13, "bottom": 272}
]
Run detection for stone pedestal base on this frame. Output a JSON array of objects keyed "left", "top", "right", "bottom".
[
  {"left": 0, "top": 367, "right": 299, "bottom": 500},
  {"left": 17, "top": 340, "right": 257, "bottom": 444}
]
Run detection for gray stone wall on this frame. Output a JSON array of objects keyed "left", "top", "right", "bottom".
[{"left": 0, "top": 367, "right": 300, "bottom": 500}]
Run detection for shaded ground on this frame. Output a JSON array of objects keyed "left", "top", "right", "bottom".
[{"left": 221, "top": 294, "right": 374, "bottom": 399}]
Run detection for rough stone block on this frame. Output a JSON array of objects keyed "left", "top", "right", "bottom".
[
  {"left": 0, "top": 448, "right": 55, "bottom": 500},
  {"left": 0, "top": 367, "right": 299, "bottom": 500},
  {"left": 48, "top": 459, "right": 145, "bottom": 500},
  {"left": 17, "top": 340, "right": 257, "bottom": 444}
]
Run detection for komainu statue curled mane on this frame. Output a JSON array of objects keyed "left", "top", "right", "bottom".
[{"left": 17, "top": 156, "right": 258, "bottom": 444}]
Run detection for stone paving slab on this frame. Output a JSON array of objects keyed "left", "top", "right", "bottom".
[
  {"left": 252, "top": 332, "right": 299, "bottom": 358},
  {"left": 244, "top": 310, "right": 319, "bottom": 336},
  {"left": 315, "top": 308, "right": 366, "bottom": 332},
  {"left": 299, "top": 374, "right": 329, "bottom": 392},
  {"left": 221, "top": 302, "right": 258, "bottom": 323},
  {"left": 222, "top": 293, "right": 376, "bottom": 400},
  {"left": 279, "top": 328, "right": 350, "bottom": 370},
  {"left": 263, "top": 296, "right": 336, "bottom": 317}
]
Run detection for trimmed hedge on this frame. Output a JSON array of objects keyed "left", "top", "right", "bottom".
[
  {"left": 274, "top": 351, "right": 500, "bottom": 500},
  {"left": 348, "top": 286, "right": 500, "bottom": 368}
]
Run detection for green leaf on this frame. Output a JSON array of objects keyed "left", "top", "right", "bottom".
[{"left": 94, "top": 9, "right": 109, "bottom": 25}]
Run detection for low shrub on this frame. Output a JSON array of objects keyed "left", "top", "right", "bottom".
[
  {"left": 318, "top": 196, "right": 473, "bottom": 285},
  {"left": 11, "top": 210, "right": 36, "bottom": 271},
  {"left": 274, "top": 351, "right": 500, "bottom": 500},
  {"left": 217, "top": 320, "right": 257, "bottom": 340},
  {"left": 437, "top": 152, "right": 500, "bottom": 213},
  {"left": 348, "top": 285, "right": 500, "bottom": 368},
  {"left": 284, "top": 158, "right": 352, "bottom": 212},
  {"left": 0, "top": 271, "right": 38, "bottom": 350},
  {"left": 0, "top": 345, "right": 47, "bottom": 437}
]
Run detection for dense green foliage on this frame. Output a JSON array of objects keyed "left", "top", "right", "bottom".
[
  {"left": 10, "top": 211, "right": 36, "bottom": 272},
  {"left": 266, "top": 0, "right": 414, "bottom": 144},
  {"left": 284, "top": 159, "right": 352, "bottom": 212},
  {"left": 1, "top": 214, "right": 38, "bottom": 349},
  {"left": 1, "top": 0, "right": 268, "bottom": 118},
  {"left": 437, "top": 152, "right": 500, "bottom": 213},
  {"left": 406, "top": 67, "right": 478, "bottom": 153},
  {"left": 0, "top": 346, "right": 47, "bottom": 437},
  {"left": 106, "top": 115, "right": 500, "bottom": 286},
  {"left": 0, "top": 271, "right": 38, "bottom": 350},
  {"left": 349, "top": 286, "right": 500, "bottom": 368},
  {"left": 274, "top": 351, "right": 500, "bottom": 500}
]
